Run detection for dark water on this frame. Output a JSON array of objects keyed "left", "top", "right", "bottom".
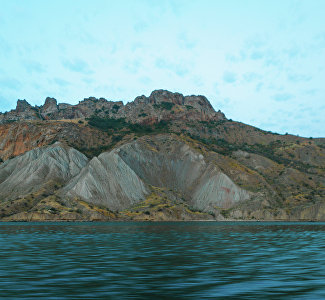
[{"left": 1, "top": 222, "right": 325, "bottom": 299}]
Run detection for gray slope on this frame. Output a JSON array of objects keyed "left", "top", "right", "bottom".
[
  {"left": 62, "top": 148, "right": 149, "bottom": 210},
  {"left": 0, "top": 142, "right": 88, "bottom": 200},
  {"left": 117, "top": 135, "right": 250, "bottom": 211},
  {"left": 63, "top": 135, "right": 250, "bottom": 211}
]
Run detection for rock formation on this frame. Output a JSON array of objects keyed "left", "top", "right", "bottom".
[
  {"left": 0, "top": 90, "right": 225, "bottom": 124},
  {"left": 0, "top": 90, "right": 324, "bottom": 221},
  {"left": 0, "top": 142, "right": 88, "bottom": 201},
  {"left": 40, "top": 97, "right": 58, "bottom": 119},
  {"left": 62, "top": 135, "right": 249, "bottom": 212}
]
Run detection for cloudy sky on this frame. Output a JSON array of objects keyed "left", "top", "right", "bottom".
[{"left": 0, "top": 0, "right": 324, "bottom": 137}]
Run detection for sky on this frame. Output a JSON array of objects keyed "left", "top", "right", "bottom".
[{"left": 0, "top": 0, "right": 324, "bottom": 137}]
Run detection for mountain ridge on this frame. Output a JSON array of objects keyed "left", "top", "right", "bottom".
[
  {"left": 0, "top": 89, "right": 225, "bottom": 125},
  {"left": 0, "top": 90, "right": 324, "bottom": 221}
]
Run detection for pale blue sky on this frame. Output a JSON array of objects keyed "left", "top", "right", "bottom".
[{"left": 0, "top": 0, "right": 324, "bottom": 137}]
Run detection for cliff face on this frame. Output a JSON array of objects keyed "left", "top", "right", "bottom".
[{"left": 0, "top": 90, "right": 324, "bottom": 221}]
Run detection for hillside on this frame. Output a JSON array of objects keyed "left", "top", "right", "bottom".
[{"left": 0, "top": 90, "right": 324, "bottom": 221}]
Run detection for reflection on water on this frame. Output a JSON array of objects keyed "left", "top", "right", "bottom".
[{"left": 1, "top": 222, "right": 325, "bottom": 299}]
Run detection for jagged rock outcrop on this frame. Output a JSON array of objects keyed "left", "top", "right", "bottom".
[
  {"left": 0, "top": 99, "right": 38, "bottom": 123},
  {"left": 0, "top": 90, "right": 225, "bottom": 124},
  {"left": 16, "top": 100, "right": 32, "bottom": 113},
  {"left": 40, "top": 97, "right": 58, "bottom": 119}
]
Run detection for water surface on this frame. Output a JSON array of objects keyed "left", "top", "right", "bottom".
[{"left": 1, "top": 221, "right": 325, "bottom": 299}]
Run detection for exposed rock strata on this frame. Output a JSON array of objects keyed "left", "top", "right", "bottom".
[
  {"left": 63, "top": 135, "right": 249, "bottom": 212},
  {"left": 63, "top": 149, "right": 149, "bottom": 211},
  {"left": 0, "top": 142, "right": 88, "bottom": 201}
]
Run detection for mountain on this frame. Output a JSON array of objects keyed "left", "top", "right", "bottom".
[{"left": 0, "top": 90, "right": 324, "bottom": 221}]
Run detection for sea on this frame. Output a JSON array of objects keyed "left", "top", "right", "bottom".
[{"left": 0, "top": 221, "right": 325, "bottom": 299}]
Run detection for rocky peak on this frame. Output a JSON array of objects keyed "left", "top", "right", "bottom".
[
  {"left": 83, "top": 97, "right": 99, "bottom": 102},
  {"left": 41, "top": 97, "right": 58, "bottom": 117},
  {"left": 184, "top": 95, "right": 213, "bottom": 110},
  {"left": 44, "top": 97, "right": 58, "bottom": 108},
  {"left": 133, "top": 95, "right": 149, "bottom": 105},
  {"left": 149, "top": 90, "right": 184, "bottom": 105},
  {"left": 16, "top": 100, "right": 32, "bottom": 113}
]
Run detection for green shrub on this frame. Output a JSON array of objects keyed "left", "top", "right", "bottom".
[
  {"left": 154, "top": 101, "right": 174, "bottom": 110},
  {"left": 87, "top": 116, "right": 127, "bottom": 130},
  {"left": 112, "top": 135, "right": 123, "bottom": 143},
  {"left": 220, "top": 210, "right": 230, "bottom": 218},
  {"left": 112, "top": 104, "right": 120, "bottom": 113}
]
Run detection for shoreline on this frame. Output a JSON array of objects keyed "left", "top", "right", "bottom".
[{"left": 0, "top": 219, "right": 323, "bottom": 223}]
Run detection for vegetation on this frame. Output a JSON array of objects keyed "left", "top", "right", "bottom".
[
  {"left": 154, "top": 101, "right": 175, "bottom": 110},
  {"left": 74, "top": 116, "right": 171, "bottom": 158},
  {"left": 112, "top": 104, "right": 120, "bottom": 113},
  {"left": 186, "top": 133, "right": 315, "bottom": 174},
  {"left": 87, "top": 116, "right": 169, "bottom": 135},
  {"left": 220, "top": 209, "right": 230, "bottom": 218},
  {"left": 87, "top": 116, "right": 128, "bottom": 130}
]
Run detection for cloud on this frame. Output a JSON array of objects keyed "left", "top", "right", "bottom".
[
  {"left": 155, "top": 58, "right": 168, "bottom": 69},
  {"left": 23, "top": 60, "right": 45, "bottom": 73},
  {"left": 124, "top": 59, "right": 141, "bottom": 74},
  {"left": 178, "top": 32, "right": 196, "bottom": 50},
  {"left": 223, "top": 71, "right": 236, "bottom": 83},
  {"left": 134, "top": 21, "right": 148, "bottom": 33},
  {"left": 0, "top": 95, "right": 15, "bottom": 112},
  {"left": 53, "top": 78, "right": 70, "bottom": 87},
  {"left": 263, "top": 50, "right": 282, "bottom": 67},
  {"left": 83, "top": 77, "right": 94, "bottom": 84},
  {"left": 191, "top": 76, "right": 204, "bottom": 88},
  {"left": 139, "top": 76, "right": 152, "bottom": 84},
  {"left": 256, "top": 82, "right": 263, "bottom": 92},
  {"left": 62, "top": 59, "right": 93, "bottom": 74},
  {"left": 250, "top": 51, "right": 263, "bottom": 60},
  {"left": 284, "top": 46, "right": 302, "bottom": 59},
  {"left": 225, "top": 51, "right": 246, "bottom": 63},
  {"left": 244, "top": 34, "right": 267, "bottom": 49},
  {"left": 0, "top": 36, "right": 12, "bottom": 54},
  {"left": 287, "top": 73, "right": 312, "bottom": 82},
  {"left": 303, "top": 89, "right": 317, "bottom": 96},
  {"left": 243, "top": 72, "right": 262, "bottom": 83},
  {"left": 131, "top": 42, "right": 144, "bottom": 51},
  {"left": 314, "top": 32, "right": 325, "bottom": 48},
  {"left": 0, "top": 78, "right": 22, "bottom": 90},
  {"left": 155, "top": 58, "right": 189, "bottom": 77},
  {"left": 217, "top": 97, "right": 232, "bottom": 112},
  {"left": 272, "top": 93, "right": 294, "bottom": 102}
]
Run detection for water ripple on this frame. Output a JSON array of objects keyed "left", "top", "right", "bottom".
[{"left": 1, "top": 222, "right": 325, "bottom": 299}]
